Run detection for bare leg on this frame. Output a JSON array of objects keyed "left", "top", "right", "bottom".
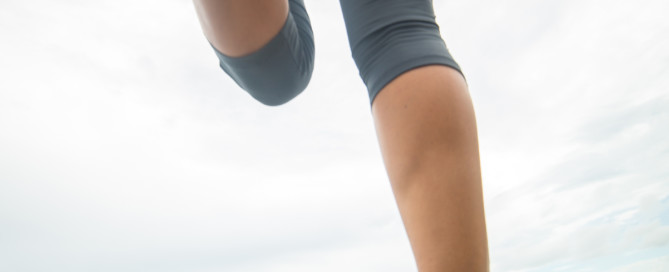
[
  {"left": 372, "top": 65, "right": 489, "bottom": 271},
  {"left": 192, "top": 0, "right": 289, "bottom": 57}
]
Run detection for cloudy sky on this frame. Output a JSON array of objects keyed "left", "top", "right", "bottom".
[{"left": 1, "top": 0, "right": 668, "bottom": 271}]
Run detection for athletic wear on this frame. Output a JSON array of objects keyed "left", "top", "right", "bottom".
[
  {"left": 209, "top": 0, "right": 314, "bottom": 106},
  {"left": 209, "top": 0, "right": 462, "bottom": 106}
]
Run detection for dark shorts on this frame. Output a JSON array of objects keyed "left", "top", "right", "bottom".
[{"left": 209, "top": 0, "right": 462, "bottom": 106}]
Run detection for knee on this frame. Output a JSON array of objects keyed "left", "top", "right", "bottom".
[
  {"left": 235, "top": 66, "right": 313, "bottom": 106},
  {"left": 341, "top": 0, "right": 463, "bottom": 105},
  {"left": 217, "top": 47, "right": 313, "bottom": 106},
  {"left": 211, "top": 5, "right": 315, "bottom": 106},
  {"left": 352, "top": 20, "right": 461, "bottom": 105}
]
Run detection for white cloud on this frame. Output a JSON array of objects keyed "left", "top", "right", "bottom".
[
  {"left": 470, "top": 0, "right": 669, "bottom": 270},
  {"left": 611, "top": 255, "right": 669, "bottom": 272}
]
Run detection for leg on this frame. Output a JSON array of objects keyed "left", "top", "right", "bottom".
[
  {"left": 373, "top": 66, "right": 489, "bottom": 271},
  {"left": 193, "top": 0, "right": 315, "bottom": 106},
  {"left": 339, "top": 0, "right": 489, "bottom": 270}
]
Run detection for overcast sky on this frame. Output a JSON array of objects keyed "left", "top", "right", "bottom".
[{"left": 1, "top": 0, "right": 668, "bottom": 271}]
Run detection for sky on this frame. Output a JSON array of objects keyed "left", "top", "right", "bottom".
[{"left": 1, "top": 0, "right": 668, "bottom": 271}]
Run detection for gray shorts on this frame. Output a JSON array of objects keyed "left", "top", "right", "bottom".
[{"left": 209, "top": 0, "right": 462, "bottom": 106}]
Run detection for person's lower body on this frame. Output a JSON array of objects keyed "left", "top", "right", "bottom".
[
  {"left": 207, "top": 0, "right": 463, "bottom": 107},
  {"left": 196, "top": 0, "right": 489, "bottom": 270}
]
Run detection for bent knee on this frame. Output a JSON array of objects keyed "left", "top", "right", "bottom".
[
  {"left": 216, "top": 47, "right": 313, "bottom": 106},
  {"left": 209, "top": 0, "right": 314, "bottom": 106},
  {"left": 237, "top": 68, "right": 312, "bottom": 106}
]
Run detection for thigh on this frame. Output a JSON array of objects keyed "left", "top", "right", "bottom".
[{"left": 193, "top": 0, "right": 289, "bottom": 57}]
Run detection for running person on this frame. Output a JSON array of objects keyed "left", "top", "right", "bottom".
[{"left": 192, "top": 0, "right": 489, "bottom": 270}]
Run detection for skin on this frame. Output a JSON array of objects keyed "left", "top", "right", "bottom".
[
  {"left": 192, "top": 0, "right": 289, "bottom": 57},
  {"left": 192, "top": 0, "right": 489, "bottom": 270},
  {"left": 372, "top": 65, "right": 489, "bottom": 271}
]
